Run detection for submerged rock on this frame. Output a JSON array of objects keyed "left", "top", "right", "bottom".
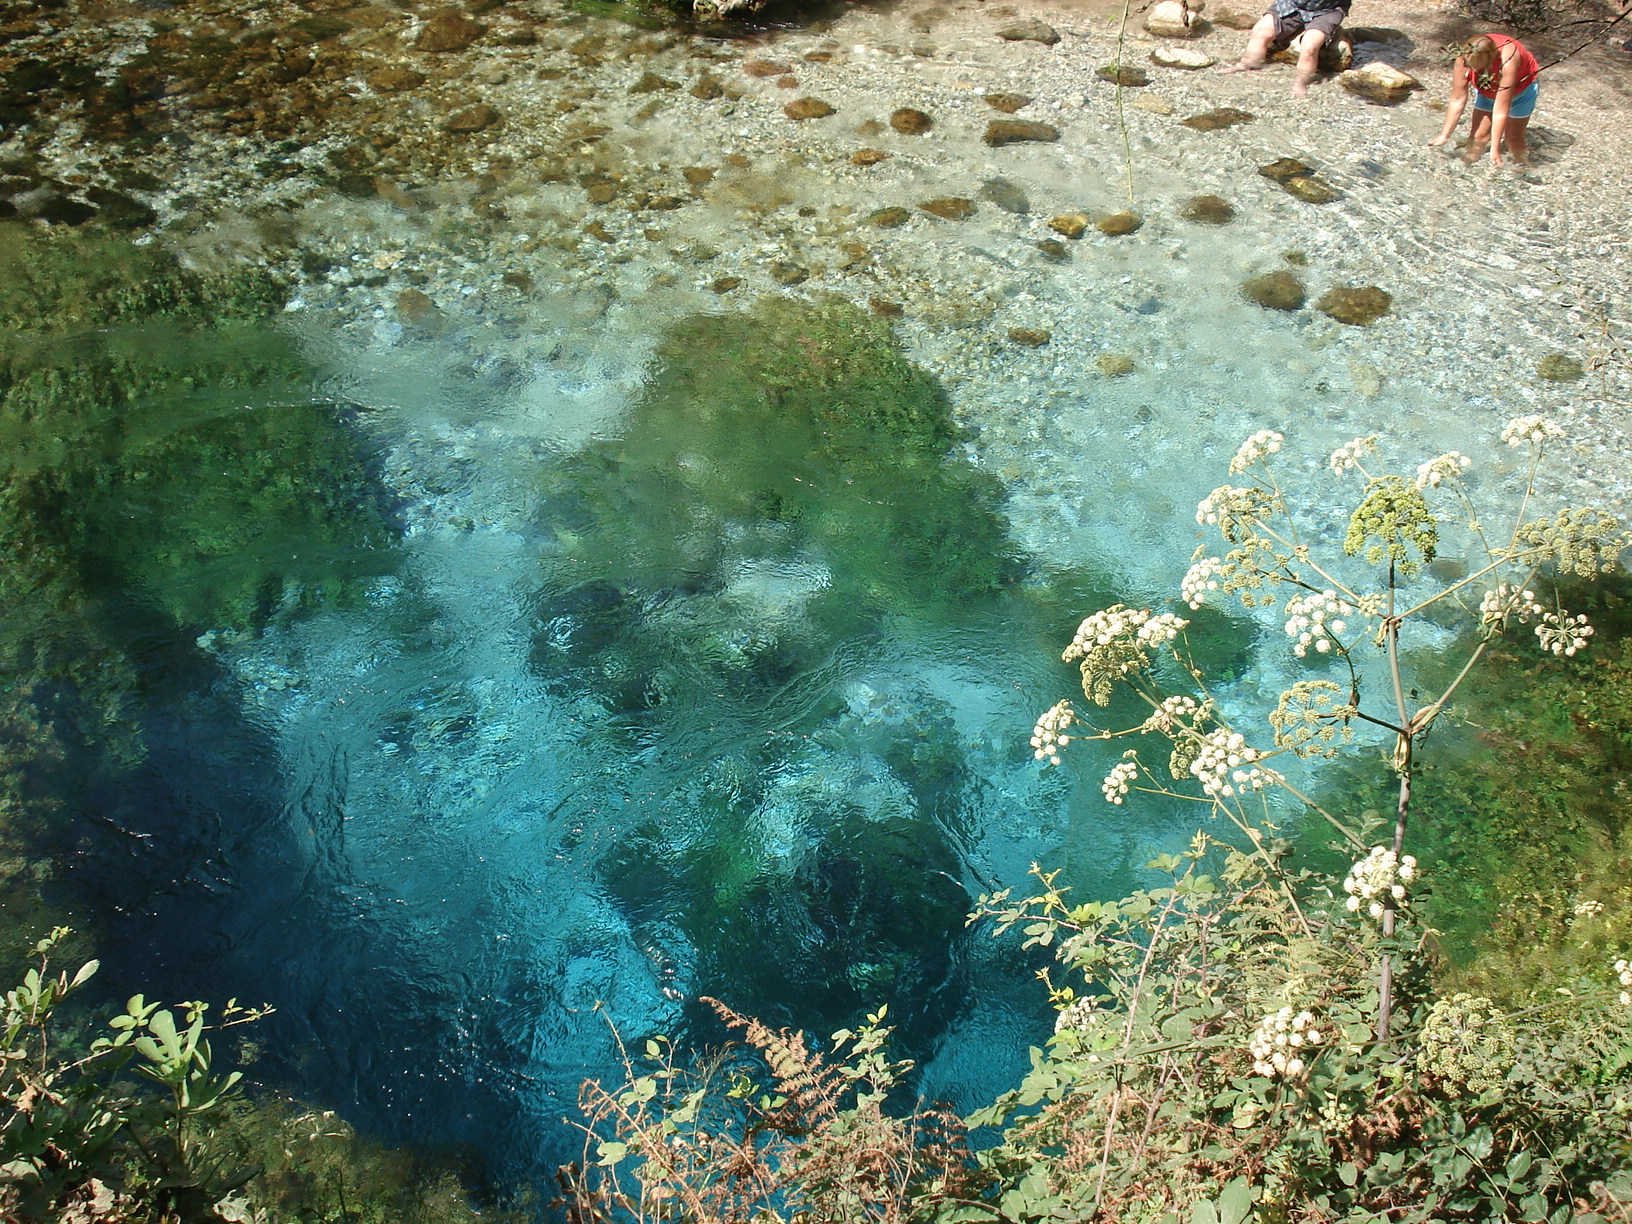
[
  {"left": 890, "top": 107, "right": 933, "bottom": 134},
  {"left": 919, "top": 197, "right": 976, "bottom": 220},
  {"left": 1097, "top": 210, "right": 1143, "bottom": 236},
  {"left": 1098, "top": 353, "right": 1137, "bottom": 376},
  {"left": 1316, "top": 285, "right": 1392, "bottom": 325},
  {"left": 1536, "top": 353, "right": 1585, "bottom": 381},
  {"left": 1258, "top": 157, "right": 1315, "bottom": 183},
  {"left": 414, "top": 10, "right": 486, "bottom": 53},
  {"left": 867, "top": 206, "right": 911, "bottom": 228},
  {"left": 1242, "top": 270, "right": 1306, "bottom": 310},
  {"left": 367, "top": 66, "right": 427, "bottom": 93},
  {"left": 851, "top": 148, "right": 891, "bottom": 166},
  {"left": 1097, "top": 63, "right": 1151, "bottom": 86},
  {"left": 1184, "top": 106, "right": 1254, "bottom": 130},
  {"left": 1179, "top": 194, "right": 1235, "bottom": 224},
  {"left": 1008, "top": 327, "right": 1050, "bottom": 346},
  {"left": 984, "top": 119, "right": 1060, "bottom": 146},
  {"left": 1282, "top": 175, "right": 1341, "bottom": 203},
  {"left": 1036, "top": 239, "right": 1071, "bottom": 263},
  {"left": 997, "top": 19, "right": 1061, "bottom": 44},
  {"left": 979, "top": 177, "right": 1030, "bottom": 214},
  {"left": 443, "top": 104, "right": 499, "bottom": 133},
  {"left": 1048, "top": 213, "right": 1089, "bottom": 239},
  {"left": 784, "top": 97, "right": 835, "bottom": 120},
  {"left": 984, "top": 92, "right": 1032, "bottom": 113}
]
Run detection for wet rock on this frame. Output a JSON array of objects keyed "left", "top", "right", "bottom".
[
  {"left": 396, "top": 288, "right": 442, "bottom": 328},
  {"left": 585, "top": 180, "right": 618, "bottom": 204},
  {"left": 836, "top": 241, "right": 870, "bottom": 268},
  {"left": 1036, "top": 239, "right": 1070, "bottom": 263},
  {"left": 1350, "top": 359, "right": 1383, "bottom": 398},
  {"left": 870, "top": 298, "right": 904, "bottom": 317},
  {"left": 368, "top": 66, "right": 428, "bottom": 93},
  {"left": 414, "top": 10, "right": 486, "bottom": 53},
  {"left": 1272, "top": 33, "right": 1351, "bottom": 71},
  {"left": 85, "top": 186, "right": 155, "bottom": 230},
  {"left": 851, "top": 148, "right": 891, "bottom": 166},
  {"left": 291, "top": 14, "right": 352, "bottom": 42},
  {"left": 1283, "top": 176, "right": 1341, "bottom": 203},
  {"left": 770, "top": 262, "right": 809, "bottom": 285},
  {"left": 1008, "top": 327, "right": 1050, "bottom": 346},
  {"left": 691, "top": 76, "right": 725, "bottom": 100},
  {"left": 1241, "top": 269, "right": 1306, "bottom": 310},
  {"left": 984, "top": 92, "right": 1031, "bottom": 112},
  {"left": 1049, "top": 213, "right": 1089, "bottom": 238},
  {"left": 632, "top": 71, "right": 679, "bottom": 93},
  {"left": 1315, "top": 285, "right": 1392, "bottom": 325},
  {"left": 1099, "top": 353, "right": 1137, "bottom": 376},
  {"left": 335, "top": 172, "right": 377, "bottom": 199},
  {"left": 645, "top": 195, "right": 685, "bottom": 211},
  {"left": 1537, "top": 353, "right": 1585, "bottom": 381},
  {"left": 997, "top": 19, "right": 1060, "bottom": 45},
  {"left": 1283, "top": 249, "right": 1308, "bottom": 266},
  {"left": 1145, "top": 0, "right": 1206, "bottom": 37},
  {"left": 586, "top": 220, "right": 617, "bottom": 243},
  {"left": 1340, "top": 61, "right": 1422, "bottom": 104},
  {"left": 711, "top": 275, "right": 742, "bottom": 292},
  {"left": 443, "top": 104, "right": 499, "bottom": 133},
  {"left": 1097, "top": 210, "right": 1143, "bottom": 236},
  {"left": 1180, "top": 194, "right": 1234, "bottom": 224},
  {"left": 890, "top": 107, "right": 933, "bottom": 134},
  {"left": 1259, "top": 157, "right": 1313, "bottom": 184},
  {"left": 1098, "top": 64, "right": 1150, "bottom": 86},
  {"left": 979, "top": 177, "right": 1029, "bottom": 214},
  {"left": 1213, "top": 7, "right": 1260, "bottom": 27},
  {"left": 1183, "top": 106, "right": 1254, "bottom": 130},
  {"left": 784, "top": 97, "right": 835, "bottom": 120},
  {"left": 1152, "top": 45, "right": 1216, "bottom": 67},
  {"left": 31, "top": 194, "right": 96, "bottom": 226},
  {"left": 682, "top": 166, "right": 715, "bottom": 186},
  {"left": 919, "top": 197, "right": 975, "bottom": 220},
  {"left": 867, "top": 206, "right": 911, "bottom": 228},
  {"left": 744, "top": 59, "right": 794, "bottom": 77},
  {"left": 984, "top": 119, "right": 1059, "bottom": 146},
  {"left": 503, "top": 271, "right": 533, "bottom": 291}
]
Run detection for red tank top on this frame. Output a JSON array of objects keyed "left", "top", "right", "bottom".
[{"left": 1467, "top": 34, "right": 1538, "bottom": 99}]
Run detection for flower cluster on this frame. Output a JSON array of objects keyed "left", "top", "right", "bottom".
[
  {"left": 1415, "top": 451, "right": 1471, "bottom": 489},
  {"left": 1343, "top": 846, "right": 1417, "bottom": 921},
  {"left": 1031, "top": 700, "right": 1075, "bottom": 766},
  {"left": 1615, "top": 958, "right": 1631, "bottom": 1008},
  {"left": 1136, "top": 612, "right": 1189, "bottom": 648},
  {"left": 1249, "top": 1006, "right": 1324, "bottom": 1079},
  {"left": 1500, "top": 414, "right": 1565, "bottom": 447},
  {"left": 1190, "top": 729, "right": 1271, "bottom": 799},
  {"left": 1101, "top": 756, "right": 1139, "bottom": 805},
  {"left": 1478, "top": 584, "right": 1543, "bottom": 630},
  {"left": 1329, "top": 434, "right": 1378, "bottom": 475},
  {"left": 1181, "top": 557, "right": 1223, "bottom": 610},
  {"left": 1284, "top": 590, "right": 1353, "bottom": 658},
  {"left": 1537, "top": 608, "right": 1593, "bottom": 657},
  {"left": 1229, "top": 429, "right": 1284, "bottom": 475},
  {"left": 1141, "top": 695, "right": 1203, "bottom": 735},
  {"left": 1417, "top": 994, "right": 1516, "bottom": 1096},
  {"left": 1064, "top": 607, "right": 1150, "bottom": 660}
]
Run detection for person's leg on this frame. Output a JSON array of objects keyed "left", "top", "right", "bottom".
[
  {"left": 1219, "top": 13, "right": 1280, "bottom": 72},
  {"left": 1504, "top": 115, "right": 1531, "bottom": 164},
  {"left": 1462, "top": 108, "right": 1492, "bottom": 162},
  {"left": 1291, "top": 28, "right": 1327, "bottom": 96}
]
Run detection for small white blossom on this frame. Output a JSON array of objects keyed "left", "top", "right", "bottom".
[
  {"left": 1536, "top": 609, "right": 1593, "bottom": 657},
  {"left": 1137, "top": 612, "right": 1189, "bottom": 648},
  {"left": 1064, "top": 606, "right": 1151, "bottom": 660},
  {"left": 1574, "top": 899, "right": 1605, "bottom": 917},
  {"left": 1284, "top": 590, "right": 1354, "bottom": 659},
  {"left": 1102, "top": 757, "right": 1139, "bottom": 805},
  {"left": 1031, "top": 700, "right": 1075, "bottom": 766},
  {"left": 1615, "top": 958, "right": 1632, "bottom": 1007},
  {"left": 1478, "top": 584, "right": 1543, "bottom": 631},
  {"left": 1229, "top": 429, "right": 1284, "bottom": 475},
  {"left": 1249, "top": 1006, "right": 1325, "bottom": 1079},
  {"left": 1500, "top": 415, "right": 1565, "bottom": 447},
  {"left": 1329, "top": 435, "right": 1378, "bottom": 475},
  {"left": 1414, "top": 451, "right": 1472, "bottom": 489},
  {"left": 1343, "top": 846, "right": 1418, "bottom": 924},
  {"left": 1181, "top": 557, "right": 1223, "bottom": 610},
  {"left": 1196, "top": 485, "right": 1244, "bottom": 527},
  {"left": 1190, "top": 729, "right": 1273, "bottom": 798},
  {"left": 1141, "top": 695, "right": 1203, "bottom": 735}
]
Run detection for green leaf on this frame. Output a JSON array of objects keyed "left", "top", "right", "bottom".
[
  {"left": 596, "top": 1140, "right": 628, "bottom": 1166},
  {"left": 1217, "top": 1177, "right": 1255, "bottom": 1224}
]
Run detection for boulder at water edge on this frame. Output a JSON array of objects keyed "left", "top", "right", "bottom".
[
  {"left": 997, "top": 19, "right": 1061, "bottom": 44},
  {"left": 1340, "top": 61, "right": 1422, "bottom": 104},
  {"left": 1145, "top": 0, "right": 1207, "bottom": 38}
]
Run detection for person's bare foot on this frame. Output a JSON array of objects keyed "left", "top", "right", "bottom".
[{"left": 1292, "top": 79, "right": 1311, "bottom": 96}]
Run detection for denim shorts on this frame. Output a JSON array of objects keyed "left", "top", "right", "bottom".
[{"left": 1473, "top": 80, "right": 1538, "bottom": 119}]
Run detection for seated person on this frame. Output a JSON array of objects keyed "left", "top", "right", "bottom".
[{"left": 1218, "top": 0, "right": 1351, "bottom": 96}]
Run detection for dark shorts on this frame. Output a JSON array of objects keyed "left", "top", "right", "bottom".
[{"left": 1269, "top": 5, "right": 1343, "bottom": 50}]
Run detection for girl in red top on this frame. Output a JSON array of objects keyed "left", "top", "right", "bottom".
[{"left": 1428, "top": 34, "right": 1539, "bottom": 168}]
